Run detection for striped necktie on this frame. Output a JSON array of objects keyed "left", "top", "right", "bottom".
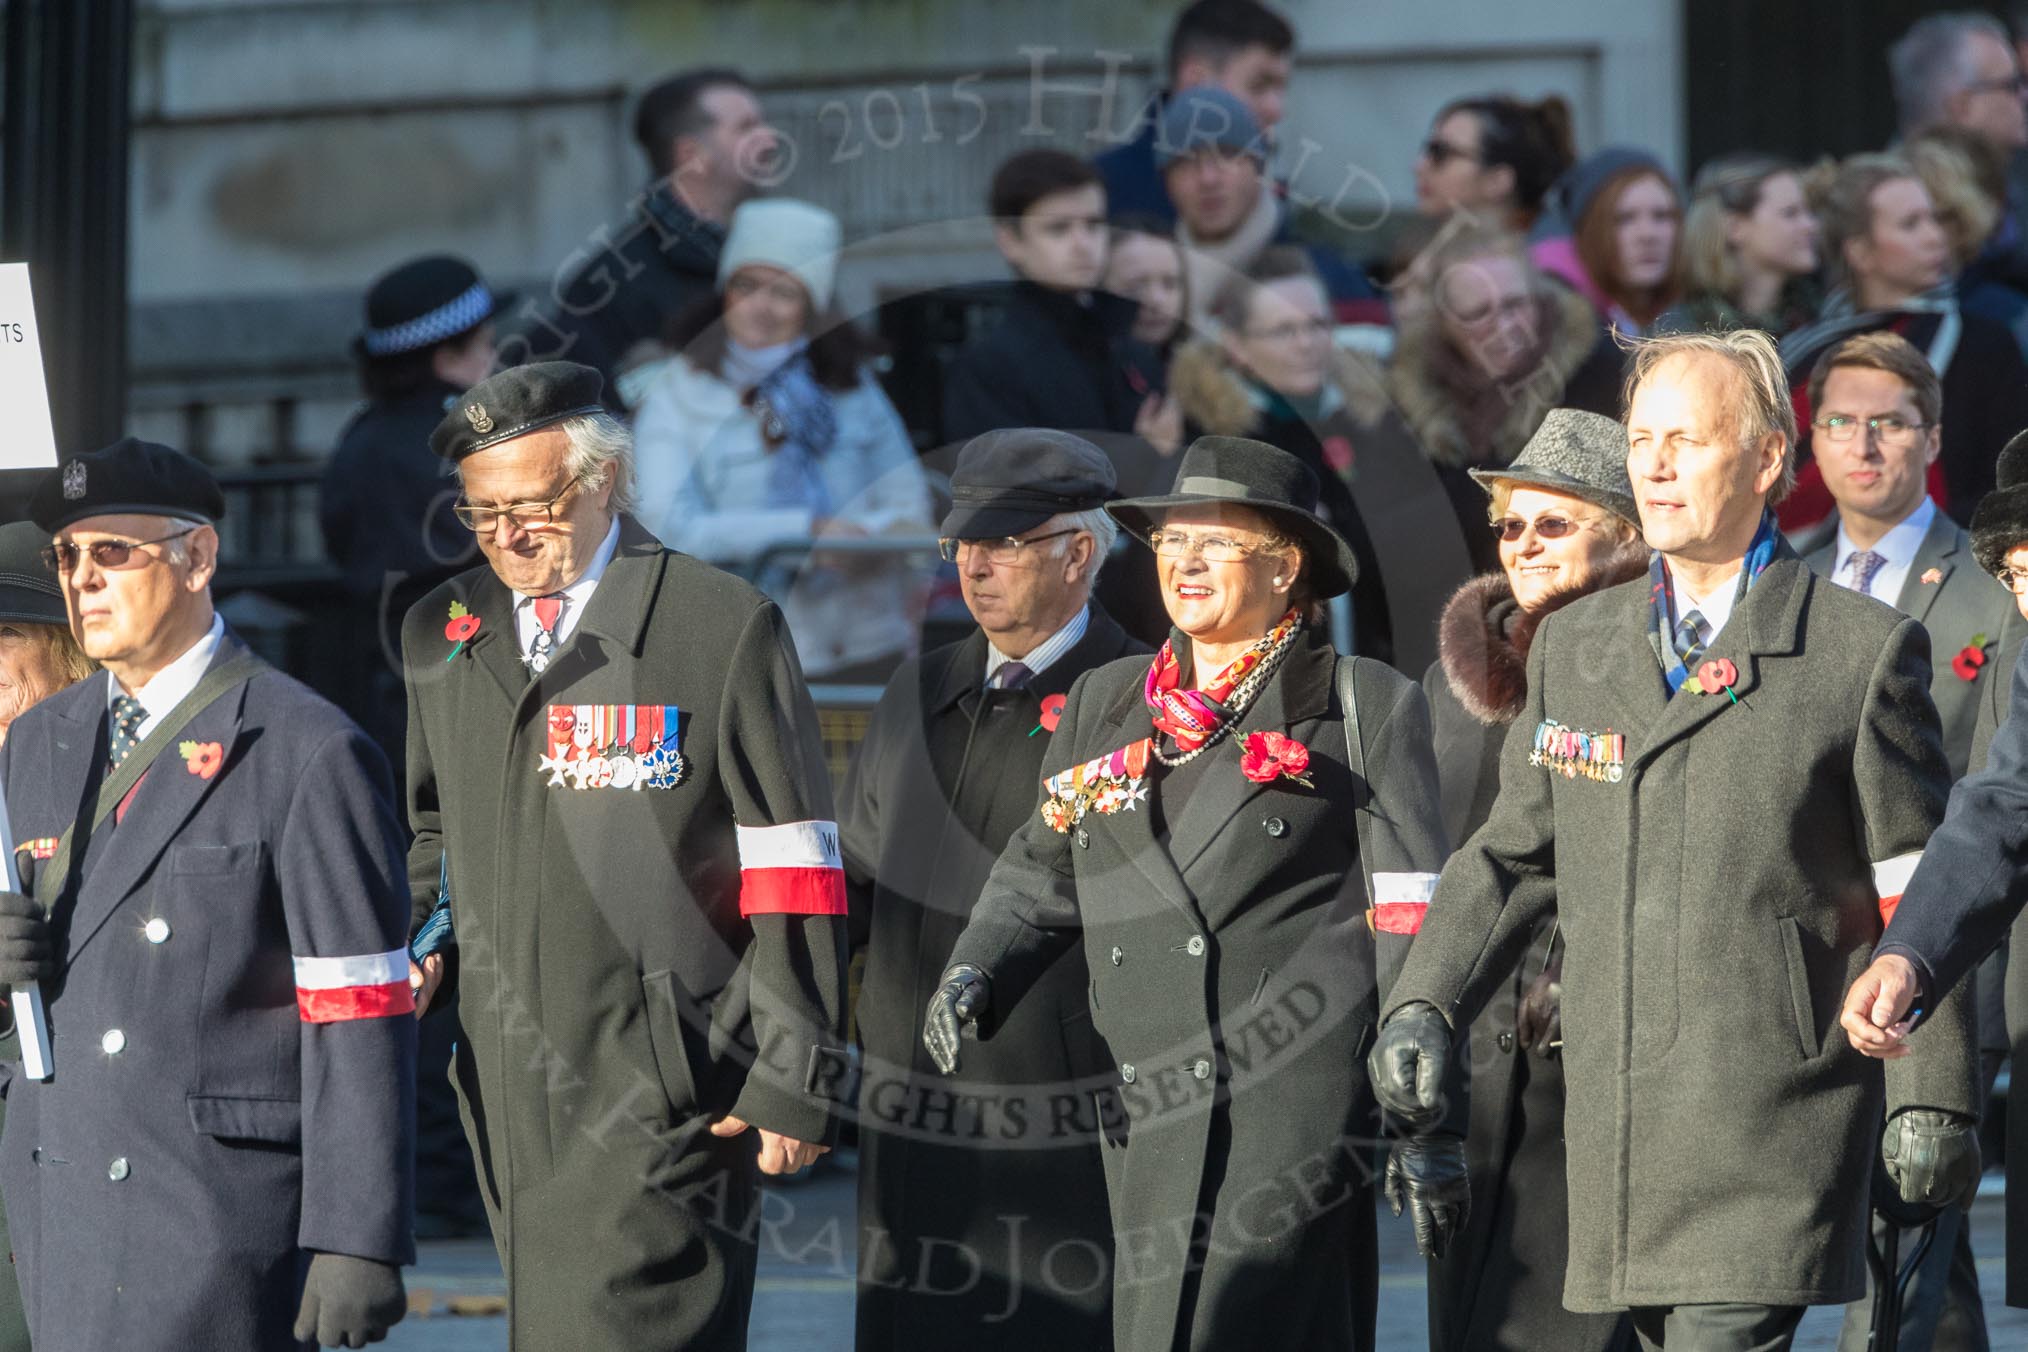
[{"left": 1673, "top": 610, "right": 1708, "bottom": 672}]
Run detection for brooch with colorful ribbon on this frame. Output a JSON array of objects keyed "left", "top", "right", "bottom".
[
  {"left": 1240, "top": 731, "right": 1313, "bottom": 788},
  {"left": 1952, "top": 633, "right": 1991, "bottom": 682},
  {"left": 1040, "top": 738, "right": 1151, "bottom": 831},
  {"left": 444, "top": 601, "right": 481, "bottom": 662}
]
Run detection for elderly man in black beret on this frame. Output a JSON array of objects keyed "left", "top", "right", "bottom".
[
  {"left": 403, "top": 360, "right": 850, "bottom": 1349},
  {"left": 0, "top": 437, "right": 417, "bottom": 1350},
  {"left": 839, "top": 428, "right": 1145, "bottom": 1349}
]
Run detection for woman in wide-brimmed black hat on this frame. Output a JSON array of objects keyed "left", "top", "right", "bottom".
[
  {"left": 0, "top": 521, "right": 93, "bottom": 749},
  {"left": 922, "top": 436, "right": 1458, "bottom": 1352}
]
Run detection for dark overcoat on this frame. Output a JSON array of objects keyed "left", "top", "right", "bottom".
[
  {"left": 946, "top": 626, "right": 1449, "bottom": 1352},
  {"left": 0, "top": 638, "right": 416, "bottom": 1351},
  {"left": 841, "top": 608, "right": 1143, "bottom": 1348},
  {"left": 939, "top": 282, "right": 1142, "bottom": 445},
  {"left": 402, "top": 516, "right": 850, "bottom": 1350},
  {"left": 1388, "top": 554, "right": 1984, "bottom": 1312}
]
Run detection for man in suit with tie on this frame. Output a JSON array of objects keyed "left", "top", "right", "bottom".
[{"left": 0, "top": 438, "right": 416, "bottom": 1350}]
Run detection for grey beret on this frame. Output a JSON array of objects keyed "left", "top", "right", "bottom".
[{"left": 1469, "top": 409, "right": 1638, "bottom": 526}]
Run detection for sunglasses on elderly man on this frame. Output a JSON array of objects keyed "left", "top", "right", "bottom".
[
  {"left": 1493, "top": 515, "right": 1587, "bottom": 542},
  {"left": 41, "top": 527, "right": 198, "bottom": 574}
]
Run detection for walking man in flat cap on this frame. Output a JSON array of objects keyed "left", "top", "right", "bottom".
[
  {"left": 0, "top": 437, "right": 416, "bottom": 1350},
  {"left": 840, "top": 429, "right": 1144, "bottom": 1348},
  {"left": 403, "top": 361, "right": 850, "bottom": 1349}
]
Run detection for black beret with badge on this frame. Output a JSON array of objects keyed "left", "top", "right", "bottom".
[
  {"left": 28, "top": 436, "right": 226, "bottom": 535},
  {"left": 430, "top": 360, "right": 606, "bottom": 461},
  {"left": 941, "top": 427, "right": 1118, "bottom": 539}
]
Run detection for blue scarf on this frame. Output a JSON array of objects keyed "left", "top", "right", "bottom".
[
  {"left": 1647, "top": 510, "right": 1780, "bottom": 697},
  {"left": 750, "top": 352, "right": 839, "bottom": 518}
]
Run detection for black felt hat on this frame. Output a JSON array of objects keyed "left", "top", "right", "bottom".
[
  {"left": 1105, "top": 436, "right": 1359, "bottom": 598},
  {"left": 0, "top": 523, "right": 67, "bottom": 626},
  {"left": 28, "top": 437, "right": 226, "bottom": 534},
  {"left": 355, "top": 255, "right": 500, "bottom": 359},
  {"left": 430, "top": 361, "right": 606, "bottom": 461},
  {"left": 941, "top": 428, "right": 1118, "bottom": 538},
  {"left": 1973, "top": 427, "right": 2028, "bottom": 576}
]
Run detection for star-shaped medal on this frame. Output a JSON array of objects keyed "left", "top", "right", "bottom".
[{"left": 538, "top": 752, "right": 571, "bottom": 788}]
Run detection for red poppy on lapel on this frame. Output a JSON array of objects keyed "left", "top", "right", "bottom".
[
  {"left": 1952, "top": 633, "right": 1991, "bottom": 682},
  {"left": 1241, "top": 731, "right": 1314, "bottom": 788},
  {"left": 177, "top": 740, "right": 224, "bottom": 780},
  {"left": 1037, "top": 693, "right": 1066, "bottom": 733},
  {"left": 1689, "top": 658, "right": 1738, "bottom": 696},
  {"left": 444, "top": 600, "right": 481, "bottom": 661}
]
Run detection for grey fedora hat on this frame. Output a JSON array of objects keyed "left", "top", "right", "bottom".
[{"left": 1468, "top": 408, "right": 1638, "bottom": 526}]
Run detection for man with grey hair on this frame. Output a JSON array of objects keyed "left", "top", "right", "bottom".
[
  {"left": 1891, "top": 11, "right": 2027, "bottom": 151},
  {"left": 841, "top": 428, "right": 1144, "bottom": 1349},
  {"left": 402, "top": 360, "right": 851, "bottom": 1348},
  {"left": 1371, "top": 331, "right": 1983, "bottom": 1349}
]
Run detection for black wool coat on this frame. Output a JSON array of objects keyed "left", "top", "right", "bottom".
[
  {"left": 939, "top": 281, "right": 1142, "bottom": 444},
  {"left": 403, "top": 516, "right": 850, "bottom": 1350},
  {"left": 1390, "top": 554, "right": 1984, "bottom": 1312},
  {"left": 947, "top": 626, "right": 1450, "bottom": 1352},
  {"left": 841, "top": 607, "right": 1143, "bottom": 1349}
]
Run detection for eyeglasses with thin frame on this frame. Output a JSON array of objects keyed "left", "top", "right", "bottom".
[
  {"left": 1494, "top": 514, "right": 1588, "bottom": 543},
  {"left": 453, "top": 477, "right": 584, "bottom": 533},
  {"left": 937, "top": 527, "right": 1078, "bottom": 565},
  {"left": 1143, "top": 528, "right": 1282, "bottom": 563},
  {"left": 1964, "top": 74, "right": 2028, "bottom": 98},
  {"left": 1812, "top": 415, "right": 1933, "bottom": 447},
  {"left": 42, "top": 527, "right": 198, "bottom": 575},
  {"left": 1999, "top": 567, "right": 2028, "bottom": 595},
  {"left": 1422, "top": 137, "right": 1480, "bottom": 167}
]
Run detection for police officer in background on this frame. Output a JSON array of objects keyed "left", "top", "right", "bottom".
[
  {"left": 0, "top": 438, "right": 416, "bottom": 1350},
  {"left": 841, "top": 429, "right": 1144, "bottom": 1348},
  {"left": 403, "top": 362, "right": 850, "bottom": 1349}
]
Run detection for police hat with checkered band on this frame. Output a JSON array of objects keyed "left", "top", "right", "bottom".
[
  {"left": 354, "top": 255, "right": 501, "bottom": 360},
  {"left": 430, "top": 361, "right": 607, "bottom": 461}
]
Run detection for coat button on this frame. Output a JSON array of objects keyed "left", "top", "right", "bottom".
[
  {"left": 1075, "top": 828, "right": 1091, "bottom": 849},
  {"left": 100, "top": 1029, "right": 126, "bottom": 1056},
  {"left": 1186, "top": 935, "right": 1206, "bottom": 956},
  {"left": 28, "top": 1148, "right": 40, "bottom": 1166},
  {"left": 1497, "top": 1031, "right": 1516, "bottom": 1054},
  {"left": 1120, "top": 1063, "right": 1136, "bottom": 1083},
  {"left": 1264, "top": 816, "right": 1288, "bottom": 838},
  {"left": 1191, "top": 1059, "right": 1212, "bottom": 1080},
  {"left": 143, "top": 918, "right": 171, "bottom": 944},
  {"left": 107, "top": 1158, "right": 129, "bottom": 1182},
  {"left": 1110, "top": 946, "right": 1123, "bottom": 966}
]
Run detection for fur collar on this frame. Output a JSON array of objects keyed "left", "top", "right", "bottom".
[
  {"left": 1438, "top": 548, "right": 1650, "bottom": 724},
  {"left": 1389, "top": 285, "right": 1604, "bottom": 469},
  {"left": 1167, "top": 339, "right": 1392, "bottom": 436}
]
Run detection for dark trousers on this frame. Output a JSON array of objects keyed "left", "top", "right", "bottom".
[{"left": 1630, "top": 1303, "right": 1805, "bottom": 1352}]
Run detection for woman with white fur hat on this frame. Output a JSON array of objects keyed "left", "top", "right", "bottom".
[{"left": 632, "top": 197, "right": 934, "bottom": 680}]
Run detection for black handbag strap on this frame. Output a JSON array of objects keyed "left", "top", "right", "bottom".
[
  {"left": 33, "top": 651, "right": 266, "bottom": 911},
  {"left": 1334, "top": 655, "right": 1377, "bottom": 907}
]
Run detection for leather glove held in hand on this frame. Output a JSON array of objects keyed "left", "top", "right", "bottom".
[
  {"left": 0, "top": 890, "right": 54, "bottom": 987},
  {"left": 1882, "top": 1108, "right": 1982, "bottom": 1212},
  {"left": 1385, "top": 1134, "right": 1471, "bottom": 1259},
  {"left": 293, "top": 1252, "right": 407, "bottom": 1348},
  {"left": 922, "top": 964, "right": 989, "bottom": 1076},
  {"left": 1368, "top": 1002, "right": 1452, "bottom": 1131}
]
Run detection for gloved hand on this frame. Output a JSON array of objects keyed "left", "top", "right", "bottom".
[
  {"left": 1368, "top": 1002, "right": 1453, "bottom": 1131},
  {"left": 0, "top": 890, "right": 54, "bottom": 988},
  {"left": 1882, "top": 1108, "right": 1982, "bottom": 1212},
  {"left": 293, "top": 1252, "right": 407, "bottom": 1348},
  {"left": 922, "top": 964, "right": 990, "bottom": 1076},
  {"left": 1384, "top": 1134, "right": 1471, "bottom": 1259},
  {"left": 1515, "top": 960, "right": 1562, "bottom": 1057}
]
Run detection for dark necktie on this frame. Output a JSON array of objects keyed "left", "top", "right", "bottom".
[
  {"left": 989, "top": 660, "right": 1032, "bottom": 691},
  {"left": 528, "top": 594, "right": 564, "bottom": 673},
  {"left": 109, "top": 694, "right": 147, "bottom": 769},
  {"left": 1673, "top": 610, "right": 1708, "bottom": 671}
]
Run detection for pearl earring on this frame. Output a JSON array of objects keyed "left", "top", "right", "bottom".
[{"left": 1273, "top": 576, "right": 1284, "bottom": 586}]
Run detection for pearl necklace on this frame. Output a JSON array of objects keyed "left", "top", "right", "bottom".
[{"left": 1149, "top": 618, "right": 1304, "bottom": 768}]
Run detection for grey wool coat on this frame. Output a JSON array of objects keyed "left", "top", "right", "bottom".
[
  {"left": 1803, "top": 508, "right": 2025, "bottom": 779},
  {"left": 946, "top": 625, "right": 1450, "bottom": 1352},
  {"left": 403, "top": 516, "right": 850, "bottom": 1351},
  {"left": 1386, "top": 552, "right": 1983, "bottom": 1313},
  {"left": 0, "top": 638, "right": 416, "bottom": 1352}
]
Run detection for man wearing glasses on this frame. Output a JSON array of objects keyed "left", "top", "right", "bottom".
[
  {"left": 402, "top": 360, "right": 849, "bottom": 1350},
  {"left": 840, "top": 428, "right": 1142, "bottom": 1348},
  {"left": 0, "top": 437, "right": 416, "bottom": 1350}
]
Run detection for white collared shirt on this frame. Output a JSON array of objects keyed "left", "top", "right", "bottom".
[
  {"left": 984, "top": 605, "right": 1091, "bottom": 688},
  {"left": 1670, "top": 572, "right": 1739, "bottom": 651},
  {"left": 1833, "top": 497, "right": 1936, "bottom": 604},
  {"left": 108, "top": 613, "right": 225, "bottom": 741},
  {"left": 511, "top": 516, "right": 621, "bottom": 662}
]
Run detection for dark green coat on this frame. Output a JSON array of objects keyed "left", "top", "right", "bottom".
[
  {"left": 840, "top": 608, "right": 1142, "bottom": 1349},
  {"left": 1388, "top": 554, "right": 1983, "bottom": 1312},
  {"left": 947, "top": 627, "right": 1449, "bottom": 1352},
  {"left": 402, "top": 516, "right": 850, "bottom": 1350}
]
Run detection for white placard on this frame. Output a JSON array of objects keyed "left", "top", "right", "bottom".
[
  {"left": 0, "top": 264, "right": 58, "bottom": 472},
  {"left": 0, "top": 793, "right": 51, "bottom": 1080}
]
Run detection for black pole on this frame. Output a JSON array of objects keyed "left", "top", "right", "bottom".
[{"left": 0, "top": 0, "right": 133, "bottom": 485}]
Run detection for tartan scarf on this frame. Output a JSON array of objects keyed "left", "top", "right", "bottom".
[{"left": 1647, "top": 511, "right": 1779, "bottom": 697}]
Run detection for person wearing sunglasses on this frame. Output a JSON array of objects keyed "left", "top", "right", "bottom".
[
  {"left": 1412, "top": 93, "right": 1576, "bottom": 235},
  {"left": 0, "top": 437, "right": 419, "bottom": 1350}
]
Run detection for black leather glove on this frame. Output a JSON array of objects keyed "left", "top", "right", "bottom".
[
  {"left": 293, "top": 1252, "right": 407, "bottom": 1348},
  {"left": 0, "top": 890, "right": 54, "bottom": 988},
  {"left": 1368, "top": 1002, "right": 1453, "bottom": 1131},
  {"left": 922, "top": 964, "right": 990, "bottom": 1076},
  {"left": 1385, "top": 1133, "right": 1471, "bottom": 1259},
  {"left": 1882, "top": 1108, "right": 1982, "bottom": 1213}
]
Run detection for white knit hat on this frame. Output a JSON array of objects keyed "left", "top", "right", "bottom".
[{"left": 717, "top": 198, "right": 842, "bottom": 312}]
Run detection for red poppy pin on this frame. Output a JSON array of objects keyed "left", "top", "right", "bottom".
[
  {"left": 1921, "top": 567, "right": 1944, "bottom": 586},
  {"left": 444, "top": 601, "right": 481, "bottom": 662},
  {"left": 1690, "top": 658, "right": 1740, "bottom": 703},
  {"left": 1030, "top": 693, "right": 1067, "bottom": 738},
  {"left": 177, "top": 739, "right": 223, "bottom": 780},
  {"left": 1952, "top": 633, "right": 1991, "bottom": 682},
  {"left": 1241, "top": 730, "right": 1314, "bottom": 788}
]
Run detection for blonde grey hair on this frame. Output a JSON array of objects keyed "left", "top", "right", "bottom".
[
  {"left": 560, "top": 412, "right": 637, "bottom": 515},
  {"left": 1622, "top": 328, "right": 1798, "bottom": 504},
  {"left": 1054, "top": 507, "right": 1118, "bottom": 585}
]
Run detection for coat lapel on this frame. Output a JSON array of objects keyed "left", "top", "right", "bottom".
[
  {"left": 457, "top": 566, "right": 530, "bottom": 704},
  {"left": 1082, "top": 676, "right": 1199, "bottom": 924},
  {"left": 1892, "top": 511, "right": 1959, "bottom": 627}
]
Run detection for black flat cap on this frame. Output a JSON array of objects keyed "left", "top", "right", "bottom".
[
  {"left": 431, "top": 360, "right": 606, "bottom": 461},
  {"left": 0, "top": 523, "right": 67, "bottom": 626},
  {"left": 356, "top": 254, "right": 500, "bottom": 359},
  {"left": 941, "top": 428, "right": 1118, "bottom": 539},
  {"left": 29, "top": 437, "right": 226, "bottom": 534}
]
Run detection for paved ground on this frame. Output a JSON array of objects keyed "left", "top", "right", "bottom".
[{"left": 388, "top": 1156, "right": 2028, "bottom": 1349}]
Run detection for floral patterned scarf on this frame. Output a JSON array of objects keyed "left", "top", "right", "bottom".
[{"left": 1143, "top": 607, "right": 1302, "bottom": 753}]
